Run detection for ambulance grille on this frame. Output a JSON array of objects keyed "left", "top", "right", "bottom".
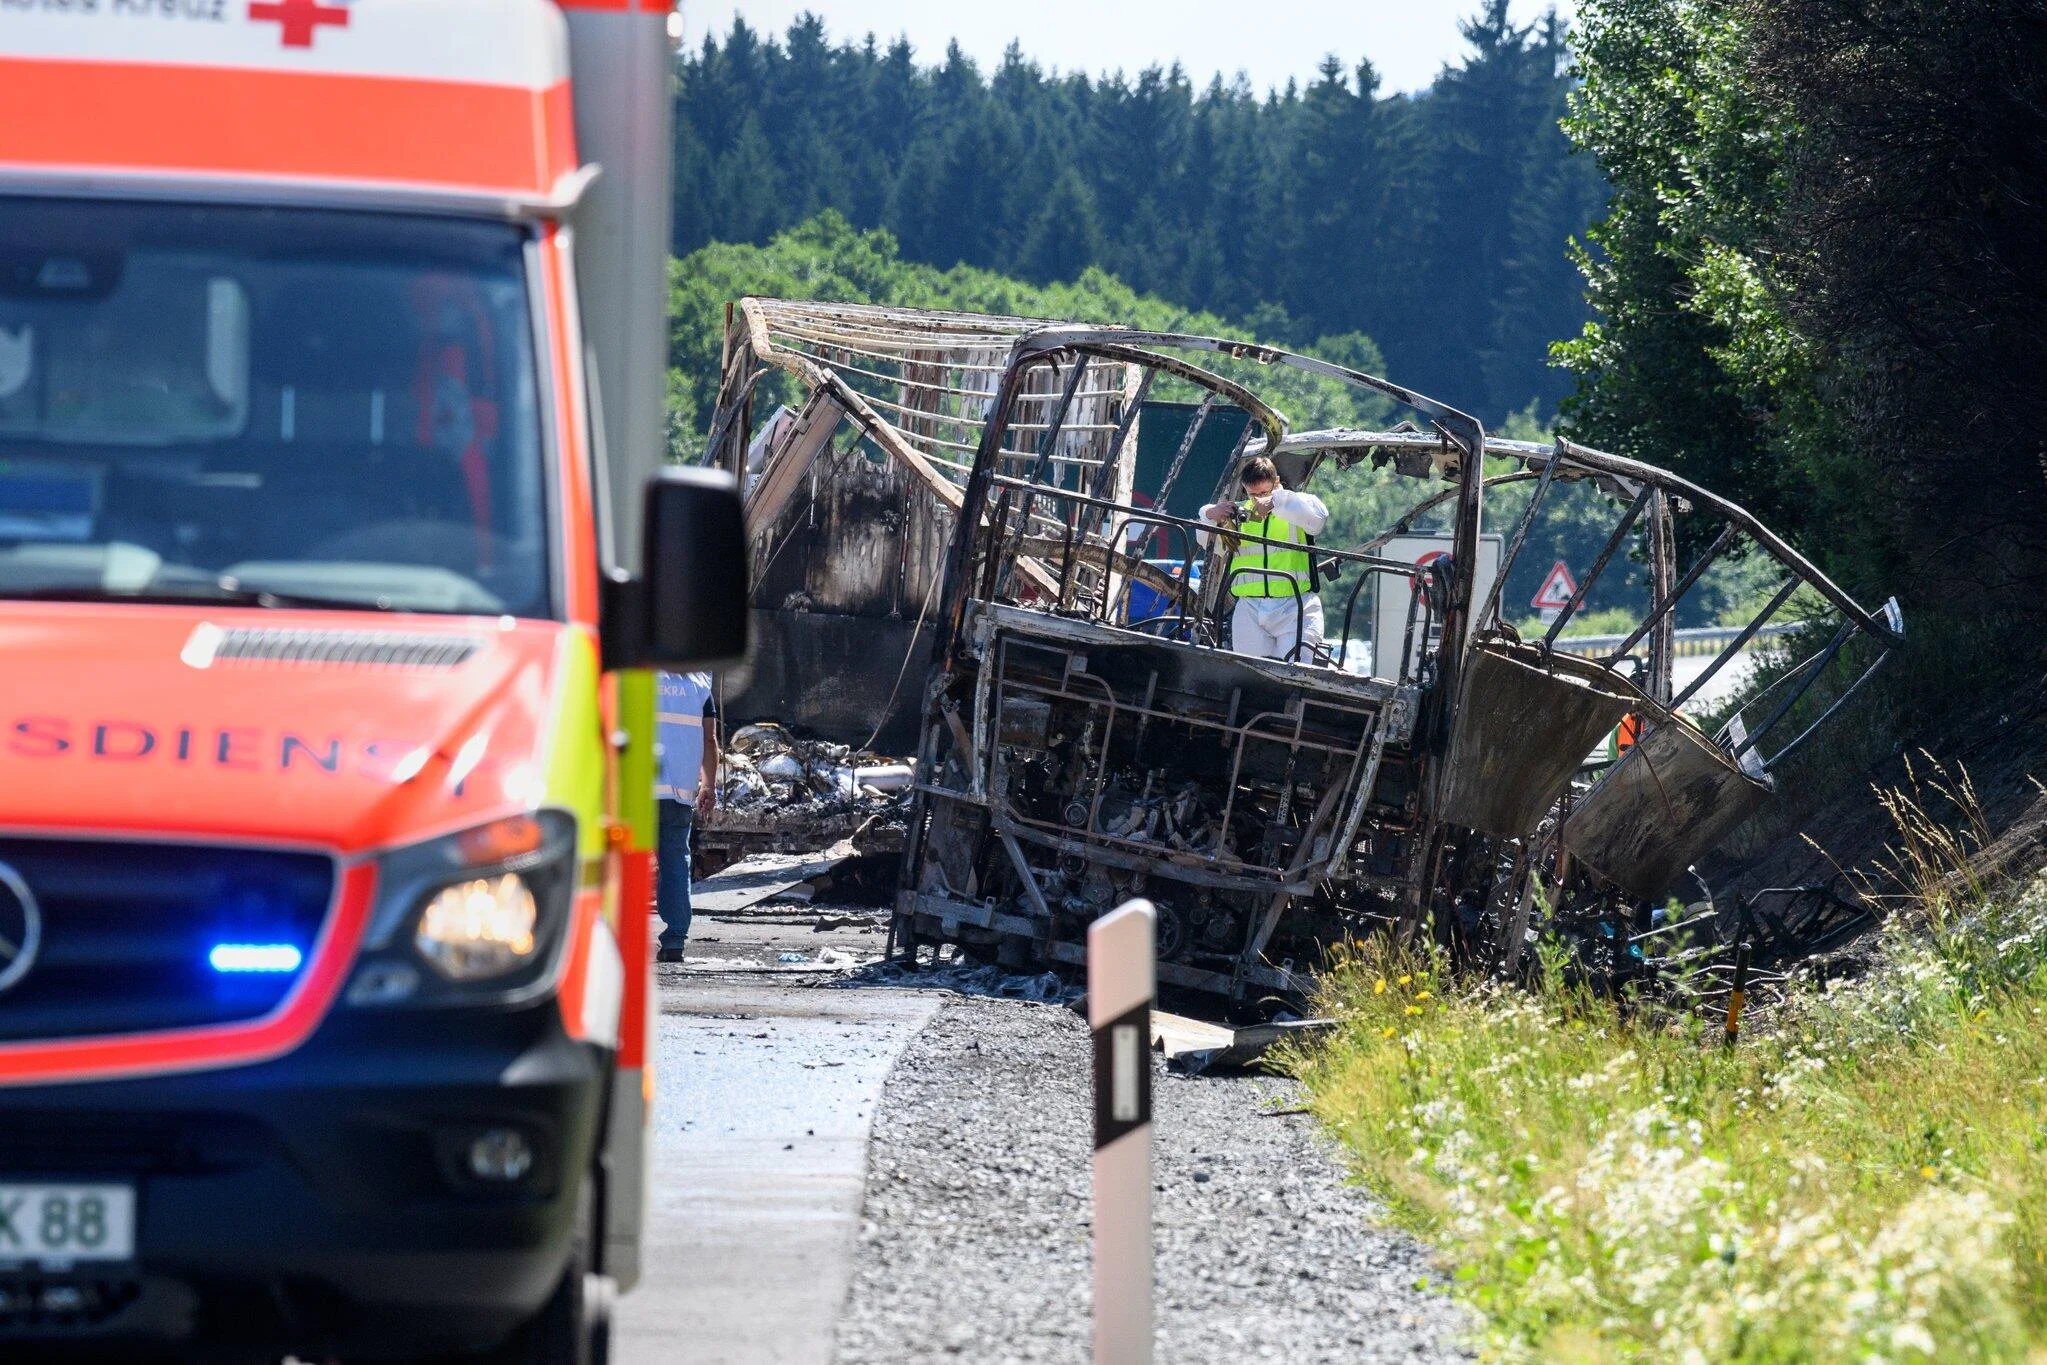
[
  {"left": 0, "top": 1113, "right": 265, "bottom": 1175},
  {"left": 185, "top": 625, "right": 483, "bottom": 670},
  {"left": 0, "top": 840, "right": 335, "bottom": 1044}
]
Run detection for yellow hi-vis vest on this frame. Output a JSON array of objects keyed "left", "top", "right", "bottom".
[{"left": 1228, "top": 502, "right": 1314, "bottom": 598}]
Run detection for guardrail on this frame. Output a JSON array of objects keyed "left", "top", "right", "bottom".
[{"left": 1550, "top": 622, "right": 1800, "bottom": 660}]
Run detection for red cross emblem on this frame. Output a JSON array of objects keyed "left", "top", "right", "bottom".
[{"left": 249, "top": 0, "right": 349, "bottom": 48}]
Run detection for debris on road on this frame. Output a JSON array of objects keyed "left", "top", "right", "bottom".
[
  {"left": 674, "top": 945, "right": 874, "bottom": 975},
  {"left": 1149, "top": 1009, "right": 1336, "bottom": 1074},
  {"left": 1150, "top": 1009, "right": 1236, "bottom": 1059},
  {"left": 844, "top": 953, "right": 1082, "bottom": 1006},
  {"left": 1161, "top": 1015, "right": 1338, "bottom": 1075},
  {"left": 811, "top": 912, "right": 881, "bottom": 931},
  {"left": 698, "top": 721, "right": 913, "bottom": 879},
  {"left": 664, "top": 878, "right": 893, "bottom": 978},
  {"left": 689, "top": 849, "right": 858, "bottom": 917},
  {"left": 721, "top": 722, "right": 913, "bottom": 811}
]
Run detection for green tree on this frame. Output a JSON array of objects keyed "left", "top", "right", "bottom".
[
  {"left": 1560, "top": 0, "right": 2047, "bottom": 716},
  {"left": 1554, "top": 0, "right": 1816, "bottom": 549},
  {"left": 1016, "top": 168, "right": 1105, "bottom": 284},
  {"left": 1744, "top": 0, "right": 2047, "bottom": 640},
  {"left": 669, "top": 6, "right": 1598, "bottom": 425},
  {"left": 666, "top": 211, "right": 1395, "bottom": 459}
]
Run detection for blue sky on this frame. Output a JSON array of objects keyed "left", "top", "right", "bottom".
[{"left": 679, "top": 1, "right": 1578, "bottom": 96}]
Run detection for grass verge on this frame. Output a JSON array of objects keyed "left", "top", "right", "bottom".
[{"left": 1293, "top": 880, "right": 2047, "bottom": 1361}]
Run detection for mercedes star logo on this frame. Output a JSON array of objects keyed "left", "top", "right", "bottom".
[{"left": 0, "top": 860, "right": 43, "bottom": 997}]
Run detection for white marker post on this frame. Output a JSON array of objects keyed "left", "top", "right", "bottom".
[{"left": 1089, "top": 899, "right": 1155, "bottom": 1365}]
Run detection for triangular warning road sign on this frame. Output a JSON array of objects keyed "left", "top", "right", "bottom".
[{"left": 1532, "top": 560, "right": 1577, "bottom": 611}]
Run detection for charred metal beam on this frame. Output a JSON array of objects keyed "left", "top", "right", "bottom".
[
  {"left": 1670, "top": 577, "right": 1801, "bottom": 711},
  {"left": 1733, "top": 619, "right": 1856, "bottom": 756},
  {"left": 1762, "top": 649, "right": 1893, "bottom": 773},
  {"left": 1603, "top": 523, "right": 1738, "bottom": 666},
  {"left": 1541, "top": 485, "right": 1651, "bottom": 651},
  {"left": 1646, "top": 491, "right": 1677, "bottom": 706},
  {"left": 999, "top": 831, "right": 1054, "bottom": 921},
  {"left": 1483, "top": 452, "right": 1561, "bottom": 629},
  {"left": 1155, "top": 392, "right": 1218, "bottom": 511},
  {"left": 993, "top": 811, "right": 1327, "bottom": 897}
]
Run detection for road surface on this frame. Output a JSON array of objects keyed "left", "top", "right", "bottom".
[
  {"left": 1674, "top": 648, "right": 1761, "bottom": 712},
  {"left": 606, "top": 893, "right": 1464, "bottom": 1363},
  {"left": 611, "top": 903, "right": 937, "bottom": 1365}
]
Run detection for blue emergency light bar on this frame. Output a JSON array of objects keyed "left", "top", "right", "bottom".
[{"left": 208, "top": 943, "right": 305, "bottom": 974}]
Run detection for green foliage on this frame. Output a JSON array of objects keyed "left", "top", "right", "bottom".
[
  {"left": 1552, "top": 0, "right": 1829, "bottom": 551},
  {"left": 1509, "top": 605, "right": 1636, "bottom": 639},
  {"left": 1295, "top": 860, "right": 2047, "bottom": 1359},
  {"left": 666, "top": 211, "right": 1398, "bottom": 461},
  {"left": 1016, "top": 168, "right": 1104, "bottom": 287},
  {"left": 1559, "top": 0, "right": 2047, "bottom": 716},
  {"left": 1739, "top": 0, "right": 2047, "bottom": 672},
  {"left": 671, "top": 4, "right": 1602, "bottom": 425}
]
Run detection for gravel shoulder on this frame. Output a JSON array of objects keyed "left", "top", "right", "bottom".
[{"left": 835, "top": 993, "right": 1469, "bottom": 1363}]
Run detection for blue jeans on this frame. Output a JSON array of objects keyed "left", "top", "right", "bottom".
[{"left": 656, "top": 799, "right": 695, "bottom": 953}]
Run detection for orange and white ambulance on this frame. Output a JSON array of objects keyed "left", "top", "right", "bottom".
[{"left": 0, "top": 3, "right": 739, "bottom": 1359}]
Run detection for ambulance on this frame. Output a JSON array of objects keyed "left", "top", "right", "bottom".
[{"left": 0, "top": 2, "right": 738, "bottom": 1360}]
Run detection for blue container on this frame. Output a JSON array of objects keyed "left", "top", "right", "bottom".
[{"left": 1123, "top": 559, "right": 1201, "bottom": 634}]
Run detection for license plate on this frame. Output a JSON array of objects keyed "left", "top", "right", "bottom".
[{"left": 0, "top": 1184, "right": 135, "bottom": 1264}]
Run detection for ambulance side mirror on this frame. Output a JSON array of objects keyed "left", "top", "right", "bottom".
[{"left": 601, "top": 468, "right": 749, "bottom": 672}]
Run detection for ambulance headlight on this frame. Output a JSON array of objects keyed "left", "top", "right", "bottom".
[
  {"left": 348, "top": 810, "right": 579, "bottom": 1006},
  {"left": 415, "top": 873, "right": 539, "bottom": 981}
]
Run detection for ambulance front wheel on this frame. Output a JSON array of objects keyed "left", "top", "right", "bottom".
[
  {"left": 393, "top": 1176, "right": 608, "bottom": 1365},
  {"left": 480, "top": 1181, "right": 611, "bottom": 1365},
  {"left": 502, "top": 1262, "right": 611, "bottom": 1365}
]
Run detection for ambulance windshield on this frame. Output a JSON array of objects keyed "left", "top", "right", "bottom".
[{"left": 0, "top": 200, "right": 549, "bottom": 617}]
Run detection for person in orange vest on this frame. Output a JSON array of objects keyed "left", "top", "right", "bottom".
[{"left": 1610, "top": 656, "right": 1646, "bottom": 760}]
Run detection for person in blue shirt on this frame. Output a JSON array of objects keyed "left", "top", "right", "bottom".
[{"left": 655, "top": 671, "right": 719, "bottom": 964}]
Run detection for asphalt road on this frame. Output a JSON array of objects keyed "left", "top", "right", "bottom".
[
  {"left": 605, "top": 898, "right": 1467, "bottom": 1363},
  {"left": 610, "top": 905, "right": 938, "bottom": 1365}
]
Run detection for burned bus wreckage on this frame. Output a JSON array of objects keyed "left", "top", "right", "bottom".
[{"left": 706, "top": 299, "right": 1905, "bottom": 1007}]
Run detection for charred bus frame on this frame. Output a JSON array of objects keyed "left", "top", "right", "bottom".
[
  {"left": 888, "top": 327, "right": 1902, "bottom": 1004},
  {"left": 699, "top": 303, "right": 1904, "bottom": 1005}
]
